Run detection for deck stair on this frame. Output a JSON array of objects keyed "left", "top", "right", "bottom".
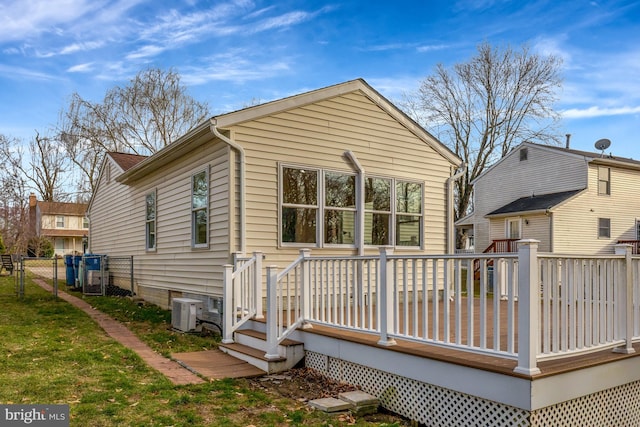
[{"left": 218, "top": 326, "right": 305, "bottom": 374}]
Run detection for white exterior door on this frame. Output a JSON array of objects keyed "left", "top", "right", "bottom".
[{"left": 506, "top": 218, "right": 521, "bottom": 240}]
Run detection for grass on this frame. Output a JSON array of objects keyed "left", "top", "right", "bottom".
[{"left": 0, "top": 274, "right": 409, "bottom": 427}]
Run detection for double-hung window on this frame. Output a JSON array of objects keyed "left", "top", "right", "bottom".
[
  {"left": 598, "top": 218, "right": 611, "bottom": 239},
  {"left": 192, "top": 170, "right": 209, "bottom": 248},
  {"left": 280, "top": 165, "right": 423, "bottom": 248},
  {"left": 598, "top": 167, "right": 611, "bottom": 195},
  {"left": 145, "top": 190, "right": 156, "bottom": 251},
  {"left": 56, "top": 216, "right": 65, "bottom": 228}
]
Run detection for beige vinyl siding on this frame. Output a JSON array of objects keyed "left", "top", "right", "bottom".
[
  {"left": 474, "top": 144, "right": 587, "bottom": 252},
  {"left": 89, "top": 142, "right": 232, "bottom": 299},
  {"left": 229, "top": 90, "right": 453, "bottom": 267},
  {"left": 553, "top": 164, "right": 640, "bottom": 254}
]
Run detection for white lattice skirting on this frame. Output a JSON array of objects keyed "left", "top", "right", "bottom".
[{"left": 305, "top": 351, "right": 640, "bottom": 426}]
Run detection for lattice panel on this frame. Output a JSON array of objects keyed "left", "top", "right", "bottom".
[
  {"left": 531, "top": 380, "right": 640, "bottom": 426},
  {"left": 307, "top": 351, "right": 530, "bottom": 426}
]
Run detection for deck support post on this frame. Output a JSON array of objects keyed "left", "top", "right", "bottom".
[
  {"left": 222, "top": 264, "right": 234, "bottom": 344},
  {"left": 377, "top": 247, "right": 397, "bottom": 347},
  {"left": 265, "top": 265, "right": 281, "bottom": 359},
  {"left": 613, "top": 244, "right": 635, "bottom": 354},
  {"left": 514, "top": 239, "right": 541, "bottom": 375}
]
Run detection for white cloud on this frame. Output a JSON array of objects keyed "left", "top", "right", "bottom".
[
  {"left": 562, "top": 106, "right": 640, "bottom": 119},
  {"left": 67, "top": 63, "right": 94, "bottom": 73},
  {"left": 0, "top": 64, "right": 60, "bottom": 81}
]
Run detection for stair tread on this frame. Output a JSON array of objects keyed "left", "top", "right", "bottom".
[
  {"left": 219, "top": 342, "right": 286, "bottom": 362},
  {"left": 236, "top": 328, "right": 303, "bottom": 347}
]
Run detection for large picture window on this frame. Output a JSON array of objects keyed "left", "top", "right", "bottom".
[
  {"left": 145, "top": 190, "right": 156, "bottom": 250},
  {"left": 280, "top": 165, "right": 423, "bottom": 248},
  {"left": 192, "top": 170, "right": 208, "bottom": 247}
]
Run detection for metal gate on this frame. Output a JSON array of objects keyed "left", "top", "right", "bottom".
[{"left": 17, "top": 257, "right": 60, "bottom": 298}]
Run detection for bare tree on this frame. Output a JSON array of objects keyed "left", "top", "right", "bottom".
[
  {"left": 405, "top": 43, "right": 563, "bottom": 220},
  {"left": 0, "top": 132, "right": 69, "bottom": 202},
  {"left": 0, "top": 134, "right": 31, "bottom": 253},
  {"left": 60, "top": 68, "right": 209, "bottom": 195}
]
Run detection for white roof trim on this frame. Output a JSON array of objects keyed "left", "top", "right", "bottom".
[{"left": 214, "top": 78, "right": 461, "bottom": 166}]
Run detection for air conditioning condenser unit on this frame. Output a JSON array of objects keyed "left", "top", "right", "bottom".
[{"left": 171, "top": 298, "right": 203, "bottom": 332}]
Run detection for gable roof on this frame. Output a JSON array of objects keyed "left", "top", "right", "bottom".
[
  {"left": 116, "top": 79, "right": 461, "bottom": 184},
  {"left": 473, "top": 141, "right": 640, "bottom": 185},
  {"left": 486, "top": 189, "right": 583, "bottom": 217},
  {"left": 38, "top": 201, "right": 88, "bottom": 216},
  {"left": 213, "top": 78, "right": 460, "bottom": 165},
  {"left": 109, "top": 152, "right": 147, "bottom": 171}
]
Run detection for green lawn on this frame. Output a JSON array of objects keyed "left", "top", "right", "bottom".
[{"left": 0, "top": 274, "right": 408, "bottom": 427}]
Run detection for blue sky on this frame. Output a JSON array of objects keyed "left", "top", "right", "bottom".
[{"left": 1, "top": 0, "right": 639, "bottom": 159}]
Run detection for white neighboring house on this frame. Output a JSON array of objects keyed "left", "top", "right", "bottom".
[
  {"left": 459, "top": 141, "right": 640, "bottom": 255},
  {"left": 29, "top": 193, "right": 89, "bottom": 256}
]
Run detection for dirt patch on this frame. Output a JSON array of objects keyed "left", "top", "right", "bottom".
[{"left": 248, "top": 367, "right": 413, "bottom": 425}]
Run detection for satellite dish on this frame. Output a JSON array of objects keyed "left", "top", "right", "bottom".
[{"left": 595, "top": 138, "right": 611, "bottom": 151}]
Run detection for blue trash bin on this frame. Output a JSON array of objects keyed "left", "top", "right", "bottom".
[
  {"left": 65, "top": 255, "right": 74, "bottom": 285},
  {"left": 84, "top": 255, "right": 101, "bottom": 271}
]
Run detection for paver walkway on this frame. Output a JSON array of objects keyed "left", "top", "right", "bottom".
[{"left": 35, "top": 279, "right": 205, "bottom": 385}]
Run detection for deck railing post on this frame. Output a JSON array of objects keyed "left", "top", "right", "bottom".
[
  {"left": 253, "top": 251, "right": 264, "bottom": 319},
  {"left": 300, "top": 249, "right": 313, "bottom": 329},
  {"left": 377, "top": 247, "right": 397, "bottom": 347},
  {"left": 222, "top": 264, "right": 234, "bottom": 344},
  {"left": 514, "top": 239, "right": 541, "bottom": 375},
  {"left": 614, "top": 244, "right": 635, "bottom": 354},
  {"left": 265, "top": 265, "right": 281, "bottom": 359}
]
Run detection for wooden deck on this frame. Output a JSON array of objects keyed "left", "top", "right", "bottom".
[
  {"left": 260, "top": 295, "right": 640, "bottom": 379},
  {"left": 302, "top": 322, "right": 640, "bottom": 380}
]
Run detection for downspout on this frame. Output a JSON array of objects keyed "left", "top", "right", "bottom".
[
  {"left": 344, "top": 150, "right": 365, "bottom": 256},
  {"left": 210, "top": 119, "right": 246, "bottom": 255},
  {"left": 447, "top": 164, "right": 466, "bottom": 254}
]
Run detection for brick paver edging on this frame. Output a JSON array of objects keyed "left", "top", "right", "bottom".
[{"left": 34, "top": 280, "right": 205, "bottom": 385}]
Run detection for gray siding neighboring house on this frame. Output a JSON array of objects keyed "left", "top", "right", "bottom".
[
  {"left": 87, "top": 79, "right": 462, "bottom": 309},
  {"left": 461, "top": 141, "right": 640, "bottom": 255}
]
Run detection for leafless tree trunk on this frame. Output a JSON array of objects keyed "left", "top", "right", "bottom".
[{"left": 404, "top": 42, "right": 563, "bottom": 220}]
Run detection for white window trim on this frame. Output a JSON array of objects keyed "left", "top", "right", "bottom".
[
  {"left": 145, "top": 189, "right": 157, "bottom": 251},
  {"left": 191, "top": 168, "right": 210, "bottom": 249},
  {"left": 278, "top": 163, "right": 424, "bottom": 249},
  {"left": 505, "top": 217, "right": 521, "bottom": 240},
  {"left": 56, "top": 216, "right": 65, "bottom": 228}
]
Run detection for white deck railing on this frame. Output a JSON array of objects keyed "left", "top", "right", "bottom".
[
  {"left": 221, "top": 251, "right": 263, "bottom": 344},
  {"left": 261, "top": 241, "right": 639, "bottom": 374}
]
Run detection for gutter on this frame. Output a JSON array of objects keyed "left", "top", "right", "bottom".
[
  {"left": 344, "top": 151, "right": 365, "bottom": 256},
  {"left": 447, "top": 164, "right": 466, "bottom": 255},
  {"left": 210, "top": 119, "right": 246, "bottom": 255}
]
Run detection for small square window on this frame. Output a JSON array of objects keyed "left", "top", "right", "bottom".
[{"left": 598, "top": 218, "right": 611, "bottom": 238}]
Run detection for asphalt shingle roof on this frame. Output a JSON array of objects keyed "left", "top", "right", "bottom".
[{"left": 487, "top": 189, "right": 583, "bottom": 216}]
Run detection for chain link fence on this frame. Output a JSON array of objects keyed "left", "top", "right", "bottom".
[{"left": 104, "top": 256, "right": 134, "bottom": 296}]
